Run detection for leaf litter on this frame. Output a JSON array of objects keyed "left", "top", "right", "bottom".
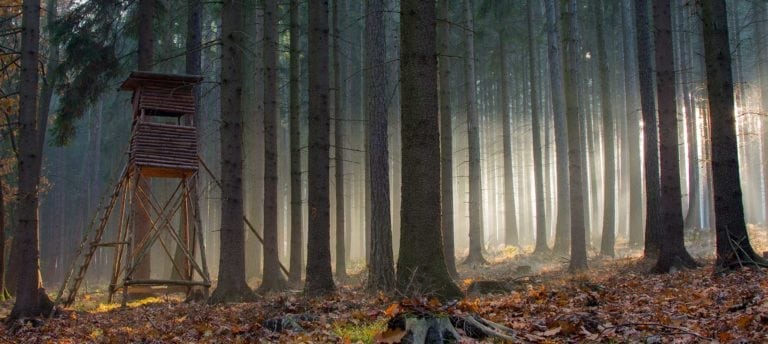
[{"left": 2, "top": 250, "right": 768, "bottom": 342}]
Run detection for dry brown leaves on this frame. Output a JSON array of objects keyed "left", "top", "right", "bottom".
[{"left": 1, "top": 257, "right": 768, "bottom": 343}]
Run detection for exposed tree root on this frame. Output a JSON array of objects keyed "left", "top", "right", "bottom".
[
  {"left": 461, "top": 254, "right": 488, "bottom": 266},
  {"left": 8, "top": 288, "right": 55, "bottom": 320},
  {"left": 651, "top": 251, "right": 700, "bottom": 274},
  {"left": 716, "top": 234, "right": 768, "bottom": 273},
  {"left": 256, "top": 276, "right": 288, "bottom": 295},
  {"left": 208, "top": 283, "right": 257, "bottom": 304},
  {"left": 386, "top": 313, "right": 523, "bottom": 343}
]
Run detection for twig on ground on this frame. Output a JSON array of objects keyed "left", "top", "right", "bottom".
[{"left": 599, "top": 322, "right": 711, "bottom": 341}]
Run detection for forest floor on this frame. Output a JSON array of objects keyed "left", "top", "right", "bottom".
[{"left": 2, "top": 232, "right": 768, "bottom": 343}]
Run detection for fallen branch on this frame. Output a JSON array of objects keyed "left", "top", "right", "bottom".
[{"left": 458, "top": 315, "right": 522, "bottom": 343}]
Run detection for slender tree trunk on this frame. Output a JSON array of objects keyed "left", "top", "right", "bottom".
[
  {"left": 562, "top": 0, "right": 587, "bottom": 272},
  {"left": 651, "top": 0, "right": 698, "bottom": 272},
  {"left": 305, "top": 0, "right": 335, "bottom": 296},
  {"left": 138, "top": 0, "right": 154, "bottom": 71},
  {"left": 754, "top": 0, "right": 768, "bottom": 229},
  {"left": 547, "top": 0, "right": 570, "bottom": 255},
  {"left": 500, "top": 35, "right": 519, "bottom": 248},
  {"left": 133, "top": 0, "right": 155, "bottom": 281},
  {"left": 10, "top": 0, "right": 54, "bottom": 318},
  {"left": 595, "top": 0, "right": 615, "bottom": 257},
  {"left": 258, "top": 0, "right": 287, "bottom": 293},
  {"left": 700, "top": 0, "right": 768, "bottom": 270},
  {"left": 209, "top": 0, "right": 255, "bottom": 303},
  {"left": 528, "top": 0, "right": 548, "bottom": 254},
  {"left": 636, "top": 0, "right": 662, "bottom": 259},
  {"left": 332, "top": 0, "right": 347, "bottom": 282},
  {"left": 680, "top": 0, "right": 700, "bottom": 231},
  {"left": 463, "top": 0, "right": 486, "bottom": 265},
  {"left": 438, "top": 0, "right": 458, "bottom": 276},
  {"left": 397, "top": 0, "right": 461, "bottom": 300},
  {"left": 183, "top": 0, "right": 204, "bottom": 298},
  {"left": 288, "top": 0, "right": 303, "bottom": 286},
  {"left": 365, "top": 0, "right": 395, "bottom": 292},
  {"left": 622, "top": 0, "right": 644, "bottom": 246}
]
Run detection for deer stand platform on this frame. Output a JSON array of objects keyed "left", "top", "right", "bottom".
[
  {"left": 113, "top": 72, "right": 210, "bottom": 305},
  {"left": 54, "top": 72, "right": 210, "bottom": 308}
]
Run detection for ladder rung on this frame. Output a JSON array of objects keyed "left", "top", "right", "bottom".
[{"left": 92, "top": 241, "right": 130, "bottom": 247}]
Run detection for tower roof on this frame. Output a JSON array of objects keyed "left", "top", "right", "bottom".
[{"left": 120, "top": 71, "right": 202, "bottom": 91}]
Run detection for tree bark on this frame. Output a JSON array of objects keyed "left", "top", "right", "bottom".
[
  {"left": 622, "top": 0, "right": 644, "bottom": 247},
  {"left": 138, "top": 0, "right": 154, "bottom": 71},
  {"left": 679, "top": 0, "right": 700, "bottom": 231},
  {"left": 462, "top": 0, "right": 487, "bottom": 266},
  {"left": 700, "top": 0, "right": 768, "bottom": 270},
  {"left": 651, "top": 0, "right": 698, "bottom": 273},
  {"left": 528, "top": 0, "right": 548, "bottom": 255},
  {"left": 546, "top": 0, "right": 570, "bottom": 255},
  {"left": 182, "top": 0, "right": 204, "bottom": 295},
  {"left": 397, "top": 0, "right": 461, "bottom": 300},
  {"left": 209, "top": 0, "right": 255, "bottom": 303},
  {"left": 305, "top": 0, "right": 335, "bottom": 296},
  {"left": 595, "top": 0, "right": 615, "bottom": 257},
  {"left": 288, "top": 0, "right": 303, "bottom": 286},
  {"left": 10, "top": 0, "right": 54, "bottom": 318},
  {"left": 133, "top": 0, "right": 155, "bottom": 281},
  {"left": 562, "top": 0, "right": 587, "bottom": 272},
  {"left": 438, "top": 0, "right": 458, "bottom": 277},
  {"left": 332, "top": 0, "right": 347, "bottom": 282},
  {"left": 635, "top": 0, "right": 662, "bottom": 259},
  {"left": 258, "top": 0, "right": 287, "bottom": 293},
  {"left": 754, "top": 0, "right": 768, "bottom": 229},
  {"left": 365, "top": 0, "right": 395, "bottom": 293}
]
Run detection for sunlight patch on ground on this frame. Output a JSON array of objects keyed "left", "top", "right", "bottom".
[{"left": 90, "top": 296, "right": 165, "bottom": 313}]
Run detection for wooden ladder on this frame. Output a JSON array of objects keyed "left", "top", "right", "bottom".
[{"left": 53, "top": 166, "right": 128, "bottom": 308}]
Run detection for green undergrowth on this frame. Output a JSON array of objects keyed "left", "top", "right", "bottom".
[{"left": 332, "top": 319, "right": 387, "bottom": 344}]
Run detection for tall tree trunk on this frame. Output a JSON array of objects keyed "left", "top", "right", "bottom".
[
  {"left": 700, "top": 0, "right": 768, "bottom": 270},
  {"left": 528, "top": 0, "right": 548, "bottom": 254},
  {"left": 288, "top": 0, "right": 303, "bottom": 286},
  {"left": 651, "top": 0, "right": 698, "bottom": 272},
  {"left": 258, "top": 0, "right": 287, "bottom": 293},
  {"left": 462, "top": 0, "right": 486, "bottom": 265},
  {"left": 562, "top": 0, "right": 587, "bottom": 272},
  {"left": 365, "top": 0, "right": 395, "bottom": 292},
  {"left": 209, "top": 0, "right": 255, "bottom": 303},
  {"left": 10, "top": 0, "right": 54, "bottom": 318},
  {"left": 500, "top": 34, "right": 520, "bottom": 248},
  {"left": 636, "top": 0, "right": 662, "bottom": 259},
  {"left": 595, "top": 0, "right": 615, "bottom": 257},
  {"left": 547, "top": 0, "right": 570, "bottom": 255},
  {"left": 397, "top": 0, "right": 461, "bottom": 300},
  {"left": 333, "top": 0, "right": 347, "bottom": 282},
  {"left": 755, "top": 0, "right": 768, "bottom": 229},
  {"left": 622, "top": 0, "right": 644, "bottom": 247},
  {"left": 182, "top": 0, "right": 203, "bottom": 294},
  {"left": 305, "top": 0, "right": 335, "bottom": 296},
  {"left": 133, "top": 0, "right": 155, "bottom": 281},
  {"left": 680, "top": 0, "right": 700, "bottom": 231},
  {"left": 138, "top": 0, "right": 154, "bottom": 71},
  {"left": 438, "top": 0, "right": 458, "bottom": 276}
]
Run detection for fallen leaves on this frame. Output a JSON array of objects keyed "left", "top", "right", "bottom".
[{"left": 2, "top": 255, "right": 768, "bottom": 343}]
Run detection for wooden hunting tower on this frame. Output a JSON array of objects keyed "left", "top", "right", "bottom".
[
  {"left": 122, "top": 71, "right": 201, "bottom": 178},
  {"left": 55, "top": 72, "right": 211, "bottom": 308}
]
